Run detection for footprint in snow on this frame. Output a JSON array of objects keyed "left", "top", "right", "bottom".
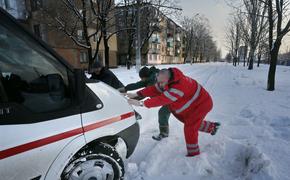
[
  {"left": 221, "top": 142, "right": 272, "bottom": 179},
  {"left": 270, "top": 116, "right": 290, "bottom": 127},
  {"left": 270, "top": 116, "right": 290, "bottom": 141},
  {"left": 240, "top": 108, "right": 255, "bottom": 119}
]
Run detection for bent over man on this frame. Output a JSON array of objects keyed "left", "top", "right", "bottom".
[
  {"left": 118, "top": 66, "right": 172, "bottom": 141},
  {"left": 127, "top": 68, "right": 220, "bottom": 157}
]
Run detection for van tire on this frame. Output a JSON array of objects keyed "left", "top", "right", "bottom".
[{"left": 61, "top": 142, "right": 125, "bottom": 180}]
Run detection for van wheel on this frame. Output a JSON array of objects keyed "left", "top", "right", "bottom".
[{"left": 61, "top": 143, "right": 125, "bottom": 180}]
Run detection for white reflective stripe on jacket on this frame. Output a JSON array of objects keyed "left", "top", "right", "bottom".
[{"left": 175, "top": 83, "right": 201, "bottom": 114}]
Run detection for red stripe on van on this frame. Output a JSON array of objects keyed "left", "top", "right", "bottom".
[
  {"left": 83, "top": 112, "right": 135, "bottom": 132},
  {"left": 0, "top": 111, "right": 135, "bottom": 160}
]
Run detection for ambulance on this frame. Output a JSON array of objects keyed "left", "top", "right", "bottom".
[{"left": 0, "top": 8, "right": 140, "bottom": 180}]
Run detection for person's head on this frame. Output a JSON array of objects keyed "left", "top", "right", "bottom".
[
  {"left": 90, "top": 61, "right": 103, "bottom": 75},
  {"left": 157, "top": 69, "right": 171, "bottom": 88},
  {"left": 139, "top": 67, "right": 150, "bottom": 81}
]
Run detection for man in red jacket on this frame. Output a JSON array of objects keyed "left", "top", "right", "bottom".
[{"left": 127, "top": 68, "right": 220, "bottom": 157}]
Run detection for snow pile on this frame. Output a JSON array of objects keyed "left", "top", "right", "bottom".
[{"left": 112, "top": 63, "right": 290, "bottom": 180}]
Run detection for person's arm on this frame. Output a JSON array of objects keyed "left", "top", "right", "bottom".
[
  {"left": 103, "top": 70, "right": 124, "bottom": 89},
  {"left": 125, "top": 81, "right": 146, "bottom": 91},
  {"left": 143, "top": 86, "right": 185, "bottom": 108},
  {"left": 111, "top": 76, "right": 124, "bottom": 89},
  {"left": 137, "top": 83, "right": 163, "bottom": 97}
]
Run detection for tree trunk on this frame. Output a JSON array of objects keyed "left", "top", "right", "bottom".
[
  {"left": 183, "top": 54, "right": 188, "bottom": 64},
  {"left": 267, "top": 42, "right": 281, "bottom": 91},
  {"left": 104, "top": 37, "right": 110, "bottom": 68},
  {"left": 243, "top": 46, "right": 248, "bottom": 67},
  {"left": 80, "top": 0, "right": 93, "bottom": 70},
  {"left": 101, "top": 16, "right": 110, "bottom": 68},
  {"left": 248, "top": 57, "right": 253, "bottom": 70},
  {"left": 248, "top": 49, "right": 255, "bottom": 70},
  {"left": 126, "top": 45, "right": 132, "bottom": 70},
  {"left": 257, "top": 53, "right": 262, "bottom": 67},
  {"left": 87, "top": 48, "right": 94, "bottom": 70}
]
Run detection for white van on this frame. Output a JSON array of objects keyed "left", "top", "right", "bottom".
[{"left": 0, "top": 8, "right": 140, "bottom": 180}]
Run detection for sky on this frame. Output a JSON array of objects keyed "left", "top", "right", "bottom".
[
  {"left": 179, "top": 0, "right": 290, "bottom": 58},
  {"left": 179, "top": 0, "right": 231, "bottom": 57}
]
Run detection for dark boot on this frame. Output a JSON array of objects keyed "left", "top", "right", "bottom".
[{"left": 152, "top": 126, "right": 169, "bottom": 141}]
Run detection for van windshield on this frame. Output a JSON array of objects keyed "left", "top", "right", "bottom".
[
  {"left": 0, "top": 20, "right": 71, "bottom": 113},
  {"left": 0, "top": 23, "right": 68, "bottom": 84}
]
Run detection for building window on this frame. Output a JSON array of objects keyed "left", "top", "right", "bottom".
[
  {"left": 31, "top": 0, "right": 43, "bottom": 11},
  {"left": 153, "top": 54, "right": 157, "bottom": 61},
  {"left": 33, "top": 24, "right": 41, "bottom": 38},
  {"left": 80, "top": 52, "right": 88, "bottom": 63}
]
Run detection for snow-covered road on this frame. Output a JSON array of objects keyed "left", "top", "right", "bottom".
[{"left": 112, "top": 63, "right": 290, "bottom": 180}]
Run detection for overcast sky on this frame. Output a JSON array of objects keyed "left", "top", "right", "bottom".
[
  {"left": 179, "top": 0, "right": 230, "bottom": 57},
  {"left": 179, "top": 0, "right": 290, "bottom": 57}
]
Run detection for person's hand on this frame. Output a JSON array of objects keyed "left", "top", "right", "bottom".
[
  {"left": 127, "top": 99, "right": 143, "bottom": 107},
  {"left": 126, "top": 93, "right": 139, "bottom": 99},
  {"left": 118, "top": 87, "right": 126, "bottom": 93}
]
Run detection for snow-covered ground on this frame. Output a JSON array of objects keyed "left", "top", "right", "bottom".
[{"left": 112, "top": 63, "right": 290, "bottom": 180}]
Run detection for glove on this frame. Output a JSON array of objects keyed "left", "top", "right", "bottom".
[
  {"left": 126, "top": 93, "right": 139, "bottom": 99},
  {"left": 128, "top": 99, "right": 143, "bottom": 107},
  {"left": 118, "top": 87, "right": 126, "bottom": 93}
]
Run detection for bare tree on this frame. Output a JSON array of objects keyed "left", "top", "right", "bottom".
[
  {"left": 225, "top": 14, "right": 241, "bottom": 66},
  {"left": 239, "top": 0, "right": 268, "bottom": 70},
  {"left": 42, "top": 0, "right": 134, "bottom": 69},
  {"left": 116, "top": 0, "right": 181, "bottom": 66},
  {"left": 90, "top": 0, "right": 132, "bottom": 68},
  {"left": 180, "top": 16, "right": 194, "bottom": 63},
  {"left": 267, "top": 0, "right": 290, "bottom": 91},
  {"left": 42, "top": 0, "right": 103, "bottom": 69},
  {"left": 257, "top": 36, "right": 269, "bottom": 67},
  {"left": 116, "top": 0, "right": 136, "bottom": 69},
  {"left": 181, "top": 15, "right": 219, "bottom": 64}
]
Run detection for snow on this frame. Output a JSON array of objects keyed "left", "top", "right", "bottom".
[{"left": 112, "top": 63, "right": 290, "bottom": 180}]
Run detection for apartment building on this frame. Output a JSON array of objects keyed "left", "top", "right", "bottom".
[
  {"left": 147, "top": 17, "right": 184, "bottom": 64},
  {"left": 1, "top": 0, "right": 119, "bottom": 69},
  {"left": 116, "top": 4, "right": 185, "bottom": 66}
]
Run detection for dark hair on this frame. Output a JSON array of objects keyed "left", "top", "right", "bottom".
[{"left": 139, "top": 67, "right": 150, "bottom": 78}]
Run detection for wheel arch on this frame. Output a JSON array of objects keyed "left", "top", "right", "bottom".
[
  {"left": 44, "top": 135, "right": 126, "bottom": 180},
  {"left": 45, "top": 122, "right": 139, "bottom": 180}
]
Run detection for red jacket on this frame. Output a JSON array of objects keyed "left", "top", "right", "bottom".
[{"left": 137, "top": 68, "right": 211, "bottom": 116}]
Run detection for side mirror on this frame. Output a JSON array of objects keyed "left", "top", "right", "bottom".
[{"left": 74, "top": 69, "right": 85, "bottom": 104}]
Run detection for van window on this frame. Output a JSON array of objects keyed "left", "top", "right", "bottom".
[{"left": 0, "top": 22, "right": 71, "bottom": 113}]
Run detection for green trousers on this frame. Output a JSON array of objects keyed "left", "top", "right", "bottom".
[{"left": 158, "top": 106, "right": 171, "bottom": 135}]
